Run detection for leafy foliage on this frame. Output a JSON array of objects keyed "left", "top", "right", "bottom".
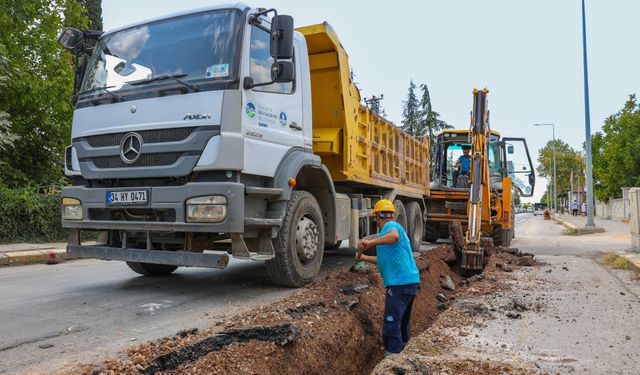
[
  {"left": 0, "top": 0, "right": 88, "bottom": 186},
  {"left": 82, "top": 0, "right": 103, "bottom": 31},
  {"left": 536, "top": 139, "right": 584, "bottom": 207},
  {"left": 0, "top": 186, "right": 67, "bottom": 243},
  {"left": 591, "top": 95, "right": 640, "bottom": 201}
]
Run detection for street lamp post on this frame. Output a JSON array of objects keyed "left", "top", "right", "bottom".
[
  {"left": 534, "top": 123, "right": 557, "bottom": 214},
  {"left": 581, "top": 0, "right": 596, "bottom": 227}
]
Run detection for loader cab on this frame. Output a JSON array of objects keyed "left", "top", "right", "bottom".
[{"left": 432, "top": 131, "right": 501, "bottom": 189}]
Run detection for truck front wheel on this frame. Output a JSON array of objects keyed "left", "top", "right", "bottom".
[
  {"left": 126, "top": 261, "right": 177, "bottom": 276},
  {"left": 267, "top": 191, "right": 325, "bottom": 287}
]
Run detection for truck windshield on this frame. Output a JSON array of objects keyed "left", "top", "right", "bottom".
[{"left": 79, "top": 9, "right": 240, "bottom": 96}]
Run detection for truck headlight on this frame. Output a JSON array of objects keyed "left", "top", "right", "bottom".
[
  {"left": 62, "top": 197, "right": 83, "bottom": 220},
  {"left": 186, "top": 195, "right": 227, "bottom": 223}
]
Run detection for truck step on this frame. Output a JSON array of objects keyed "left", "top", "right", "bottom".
[
  {"left": 244, "top": 217, "right": 283, "bottom": 227},
  {"left": 245, "top": 187, "right": 284, "bottom": 198}
]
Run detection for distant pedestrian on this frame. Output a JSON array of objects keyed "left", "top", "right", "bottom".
[
  {"left": 572, "top": 200, "right": 578, "bottom": 217},
  {"left": 581, "top": 202, "right": 587, "bottom": 216}
]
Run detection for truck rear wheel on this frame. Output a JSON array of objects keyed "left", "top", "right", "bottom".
[
  {"left": 267, "top": 191, "right": 325, "bottom": 287},
  {"left": 126, "top": 261, "right": 177, "bottom": 276},
  {"left": 393, "top": 200, "right": 408, "bottom": 232},
  {"left": 405, "top": 201, "right": 423, "bottom": 252}
]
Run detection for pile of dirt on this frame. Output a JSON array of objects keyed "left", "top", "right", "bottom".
[{"left": 67, "top": 245, "right": 465, "bottom": 375}]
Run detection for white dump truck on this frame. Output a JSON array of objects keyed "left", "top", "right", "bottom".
[{"left": 58, "top": 4, "right": 430, "bottom": 286}]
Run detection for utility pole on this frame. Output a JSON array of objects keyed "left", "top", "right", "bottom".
[
  {"left": 581, "top": 0, "right": 596, "bottom": 226},
  {"left": 365, "top": 94, "right": 384, "bottom": 115}
]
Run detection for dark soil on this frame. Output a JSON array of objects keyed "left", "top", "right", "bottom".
[{"left": 64, "top": 245, "right": 484, "bottom": 375}]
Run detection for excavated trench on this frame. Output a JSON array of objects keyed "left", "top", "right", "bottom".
[{"left": 72, "top": 244, "right": 531, "bottom": 375}]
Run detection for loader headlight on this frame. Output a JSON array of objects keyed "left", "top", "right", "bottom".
[
  {"left": 186, "top": 195, "right": 227, "bottom": 223},
  {"left": 62, "top": 197, "right": 83, "bottom": 220}
]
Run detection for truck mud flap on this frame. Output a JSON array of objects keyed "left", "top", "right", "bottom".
[{"left": 68, "top": 245, "right": 229, "bottom": 269}]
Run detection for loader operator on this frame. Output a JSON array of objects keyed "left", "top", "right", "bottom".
[
  {"left": 452, "top": 145, "right": 471, "bottom": 186},
  {"left": 357, "top": 199, "right": 421, "bottom": 355}
]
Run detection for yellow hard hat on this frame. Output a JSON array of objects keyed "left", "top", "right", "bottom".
[{"left": 372, "top": 199, "right": 395, "bottom": 214}]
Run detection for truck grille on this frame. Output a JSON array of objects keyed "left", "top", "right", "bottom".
[
  {"left": 92, "top": 152, "right": 182, "bottom": 168},
  {"left": 85, "top": 127, "right": 195, "bottom": 148}
]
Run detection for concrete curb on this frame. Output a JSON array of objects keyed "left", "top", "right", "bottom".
[
  {"left": 0, "top": 249, "right": 69, "bottom": 266},
  {"left": 616, "top": 250, "right": 640, "bottom": 272},
  {"left": 551, "top": 216, "right": 606, "bottom": 235}
]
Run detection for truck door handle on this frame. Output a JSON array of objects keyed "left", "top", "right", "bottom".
[{"left": 289, "top": 122, "right": 302, "bottom": 131}]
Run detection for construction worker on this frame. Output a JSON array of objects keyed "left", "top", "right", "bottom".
[{"left": 356, "top": 199, "right": 420, "bottom": 355}]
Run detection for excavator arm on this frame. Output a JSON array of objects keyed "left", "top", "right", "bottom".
[{"left": 461, "top": 88, "right": 491, "bottom": 272}]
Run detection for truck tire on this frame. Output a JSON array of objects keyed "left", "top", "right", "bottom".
[
  {"left": 126, "top": 261, "right": 177, "bottom": 276},
  {"left": 393, "top": 200, "right": 407, "bottom": 232},
  {"left": 405, "top": 201, "right": 423, "bottom": 252},
  {"left": 424, "top": 221, "right": 440, "bottom": 243},
  {"left": 267, "top": 191, "right": 325, "bottom": 287}
]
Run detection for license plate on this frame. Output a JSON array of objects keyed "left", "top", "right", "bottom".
[{"left": 107, "top": 190, "right": 148, "bottom": 206}]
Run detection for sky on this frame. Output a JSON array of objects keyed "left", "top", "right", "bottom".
[{"left": 101, "top": 0, "right": 640, "bottom": 203}]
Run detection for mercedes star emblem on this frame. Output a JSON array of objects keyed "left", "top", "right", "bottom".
[{"left": 119, "top": 132, "right": 143, "bottom": 164}]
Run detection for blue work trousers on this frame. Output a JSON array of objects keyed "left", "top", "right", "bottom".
[{"left": 383, "top": 283, "right": 419, "bottom": 354}]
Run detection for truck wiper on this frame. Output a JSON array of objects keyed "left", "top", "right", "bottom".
[
  {"left": 77, "top": 85, "right": 125, "bottom": 102},
  {"left": 129, "top": 74, "right": 200, "bottom": 93}
]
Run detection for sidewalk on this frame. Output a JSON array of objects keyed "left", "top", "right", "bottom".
[
  {"left": 552, "top": 213, "right": 640, "bottom": 270},
  {"left": 554, "top": 213, "right": 629, "bottom": 234},
  {"left": 0, "top": 242, "right": 68, "bottom": 266}
]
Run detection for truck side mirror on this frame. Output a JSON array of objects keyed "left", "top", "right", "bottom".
[
  {"left": 529, "top": 172, "right": 535, "bottom": 187},
  {"left": 507, "top": 145, "right": 514, "bottom": 154},
  {"left": 271, "top": 15, "right": 294, "bottom": 59},
  {"left": 271, "top": 61, "right": 294, "bottom": 83},
  {"left": 58, "top": 27, "right": 85, "bottom": 51}
]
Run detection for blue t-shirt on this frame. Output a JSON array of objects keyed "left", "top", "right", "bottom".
[
  {"left": 458, "top": 155, "right": 471, "bottom": 173},
  {"left": 376, "top": 221, "right": 421, "bottom": 288}
]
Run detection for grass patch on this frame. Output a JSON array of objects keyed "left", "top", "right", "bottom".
[{"left": 602, "top": 252, "right": 632, "bottom": 270}]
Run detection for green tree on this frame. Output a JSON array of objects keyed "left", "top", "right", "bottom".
[
  {"left": 536, "top": 139, "right": 583, "bottom": 209},
  {"left": 0, "top": 44, "right": 19, "bottom": 158},
  {"left": 418, "top": 83, "right": 451, "bottom": 138},
  {"left": 401, "top": 80, "right": 420, "bottom": 136},
  {"left": 591, "top": 95, "right": 640, "bottom": 201},
  {"left": 82, "top": 0, "right": 103, "bottom": 31},
  {"left": 0, "top": 0, "right": 88, "bottom": 186}
]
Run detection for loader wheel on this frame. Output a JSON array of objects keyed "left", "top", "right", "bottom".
[
  {"left": 393, "top": 200, "right": 408, "bottom": 232},
  {"left": 405, "top": 201, "right": 424, "bottom": 252},
  {"left": 126, "top": 261, "right": 177, "bottom": 276},
  {"left": 492, "top": 225, "right": 512, "bottom": 247},
  {"left": 424, "top": 221, "right": 440, "bottom": 244},
  {"left": 267, "top": 191, "right": 325, "bottom": 287}
]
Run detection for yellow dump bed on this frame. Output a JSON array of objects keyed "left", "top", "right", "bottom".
[{"left": 297, "top": 23, "right": 429, "bottom": 198}]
